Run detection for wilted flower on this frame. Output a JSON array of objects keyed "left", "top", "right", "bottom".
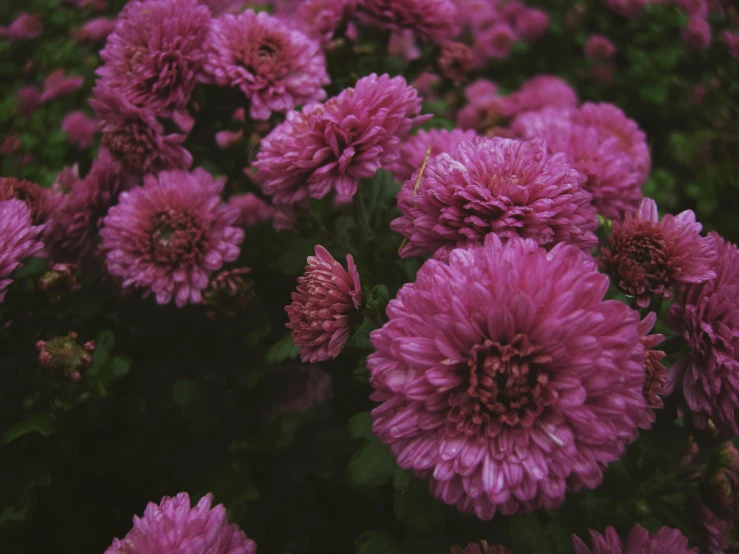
[
  {"left": 393, "top": 137, "right": 598, "bottom": 260},
  {"left": 286, "top": 245, "right": 362, "bottom": 363},
  {"left": 682, "top": 16, "right": 712, "bottom": 49},
  {"left": 37, "top": 331, "right": 95, "bottom": 382},
  {"left": 104, "top": 492, "right": 257, "bottom": 554},
  {"left": 571, "top": 524, "right": 697, "bottom": 554},
  {"left": 256, "top": 73, "right": 428, "bottom": 204},
  {"left": 600, "top": 198, "right": 717, "bottom": 307},
  {"left": 0, "top": 13, "right": 43, "bottom": 41},
  {"left": 389, "top": 127, "right": 476, "bottom": 183},
  {"left": 368, "top": 235, "right": 646, "bottom": 519},
  {"left": 0, "top": 200, "right": 45, "bottom": 301},
  {"left": 72, "top": 17, "right": 116, "bottom": 43},
  {"left": 204, "top": 9, "right": 329, "bottom": 120},
  {"left": 229, "top": 193, "right": 275, "bottom": 228},
  {"left": 47, "top": 150, "right": 134, "bottom": 264},
  {"left": 585, "top": 34, "right": 616, "bottom": 59},
  {"left": 100, "top": 168, "right": 244, "bottom": 307},
  {"left": 90, "top": 83, "right": 193, "bottom": 175},
  {"left": 40, "top": 70, "right": 84, "bottom": 103},
  {"left": 98, "top": 0, "right": 211, "bottom": 115},
  {"left": 356, "top": 0, "right": 460, "bottom": 44},
  {"left": 450, "top": 541, "right": 511, "bottom": 554},
  {"left": 666, "top": 232, "right": 739, "bottom": 436},
  {"left": 62, "top": 111, "right": 97, "bottom": 149},
  {"left": 0, "top": 176, "right": 55, "bottom": 225}
]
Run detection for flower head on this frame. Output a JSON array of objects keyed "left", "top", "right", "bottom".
[
  {"left": 0, "top": 176, "right": 55, "bottom": 225},
  {"left": 0, "top": 199, "right": 45, "bottom": 301},
  {"left": 393, "top": 136, "right": 598, "bottom": 260},
  {"left": 438, "top": 41, "right": 473, "bottom": 83},
  {"left": 204, "top": 10, "right": 329, "bottom": 120},
  {"left": 389, "top": 127, "right": 476, "bottom": 183},
  {"left": 600, "top": 198, "right": 717, "bottom": 307},
  {"left": 229, "top": 193, "right": 275, "bottom": 228},
  {"left": 356, "top": 0, "right": 460, "bottom": 44},
  {"left": 199, "top": 0, "right": 248, "bottom": 16},
  {"left": 506, "top": 75, "right": 579, "bottom": 116},
  {"left": 513, "top": 8, "right": 548, "bottom": 41},
  {"left": 256, "top": 73, "right": 428, "bottom": 204},
  {"left": 292, "top": 0, "right": 357, "bottom": 44},
  {"left": 62, "top": 111, "right": 97, "bottom": 149},
  {"left": 100, "top": 168, "right": 244, "bottom": 307},
  {"left": 474, "top": 22, "right": 517, "bottom": 62},
  {"left": 39, "top": 70, "right": 84, "bottom": 103},
  {"left": 697, "top": 501, "right": 738, "bottom": 554},
  {"left": 286, "top": 245, "right": 362, "bottom": 363},
  {"left": 104, "top": 492, "right": 257, "bottom": 554},
  {"left": 572, "top": 523, "right": 697, "bottom": 554},
  {"left": 456, "top": 80, "right": 513, "bottom": 132},
  {"left": 638, "top": 311, "right": 667, "bottom": 426},
  {"left": 368, "top": 235, "right": 646, "bottom": 519},
  {"left": 37, "top": 331, "right": 95, "bottom": 383},
  {"left": 666, "top": 232, "right": 739, "bottom": 436},
  {"left": 203, "top": 268, "right": 255, "bottom": 319},
  {"left": 450, "top": 542, "right": 510, "bottom": 554},
  {"left": 90, "top": 83, "right": 193, "bottom": 175},
  {"left": 683, "top": 16, "right": 712, "bottom": 49},
  {"left": 16, "top": 85, "right": 41, "bottom": 118},
  {"left": 722, "top": 31, "right": 739, "bottom": 59},
  {"left": 73, "top": 17, "right": 116, "bottom": 43},
  {"left": 585, "top": 34, "right": 616, "bottom": 59},
  {"left": 48, "top": 149, "right": 134, "bottom": 264},
  {"left": 271, "top": 364, "right": 334, "bottom": 416},
  {"left": 97, "top": 0, "right": 211, "bottom": 115},
  {"left": 0, "top": 13, "right": 43, "bottom": 41}
]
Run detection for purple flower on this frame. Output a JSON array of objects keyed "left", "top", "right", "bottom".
[
  {"left": 203, "top": 268, "right": 255, "bottom": 318},
  {"left": 204, "top": 10, "right": 329, "bottom": 120},
  {"left": 286, "top": 245, "right": 362, "bottom": 363},
  {"left": 0, "top": 13, "right": 43, "bottom": 41},
  {"left": 513, "top": 8, "right": 548, "bottom": 41},
  {"left": 40, "top": 70, "right": 84, "bottom": 103},
  {"left": 506, "top": 75, "right": 579, "bottom": 116},
  {"left": 678, "top": 0, "right": 708, "bottom": 16},
  {"left": 271, "top": 364, "right": 334, "bottom": 416},
  {"left": 16, "top": 85, "right": 41, "bottom": 118},
  {"left": 456, "top": 80, "right": 513, "bottom": 132},
  {"left": 356, "top": 0, "right": 460, "bottom": 44},
  {"left": 389, "top": 127, "right": 476, "bottom": 183},
  {"left": 199, "top": 0, "right": 248, "bottom": 15},
  {"left": 100, "top": 168, "right": 244, "bottom": 307},
  {"left": 572, "top": 523, "right": 697, "bottom": 554},
  {"left": 604, "top": 0, "right": 651, "bottom": 18},
  {"left": 474, "top": 22, "right": 517, "bottom": 63},
  {"left": 0, "top": 200, "right": 45, "bottom": 301},
  {"left": 47, "top": 150, "right": 134, "bottom": 264},
  {"left": 292, "top": 0, "right": 357, "bottom": 44},
  {"left": 697, "top": 501, "right": 738, "bottom": 553},
  {"left": 722, "top": 30, "right": 739, "bottom": 59},
  {"left": 72, "top": 17, "right": 116, "bottom": 43},
  {"left": 683, "top": 16, "right": 712, "bottom": 49},
  {"left": 97, "top": 0, "right": 211, "bottom": 115},
  {"left": 37, "top": 331, "right": 95, "bottom": 383},
  {"left": 437, "top": 41, "right": 473, "bottom": 83},
  {"left": 104, "top": 492, "right": 257, "bottom": 554},
  {"left": 666, "top": 232, "right": 739, "bottom": 436},
  {"left": 62, "top": 111, "right": 97, "bottom": 149},
  {"left": 368, "top": 235, "right": 647, "bottom": 519},
  {"left": 637, "top": 311, "right": 668, "bottom": 427},
  {"left": 90, "top": 83, "right": 193, "bottom": 175},
  {"left": 451, "top": 542, "right": 511, "bottom": 554},
  {"left": 0, "top": 176, "right": 56, "bottom": 226},
  {"left": 393, "top": 136, "right": 598, "bottom": 260},
  {"left": 256, "top": 73, "right": 429, "bottom": 204},
  {"left": 600, "top": 198, "right": 718, "bottom": 307},
  {"left": 229, "top": 193, "right": 275, "bottom": 228},
  {"left": 585, "top": 34, "right": 616, "bottom": 59}
]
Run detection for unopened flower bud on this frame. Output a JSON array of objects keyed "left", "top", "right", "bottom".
[{"left": 36, "top": 331, "right": 95, "bottom": 382}]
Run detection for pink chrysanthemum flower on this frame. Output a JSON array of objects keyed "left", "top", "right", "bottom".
[
  {"left": 0, "top": 199, "right": 45, "bottom": 301},
  {"left": 286, "top": 245, "right": 362, "bottom": 363},
  {"left": 637, "top": 311, "right": 667, "bottom": 427},
  {"left": 356, "top": 0, "right": 460, "bottom": 44},
  {"left": 514, "top": 8, "right": 548, "bottom": 41},
  {"left": 72, "top": 17, "right": 116, "bottom": 43},
  {"left": 722, "top": 31, "right": 739, "bottom": 59},
  {"left": 600, "top": 198, "right": 718, "bottom": 308},
  {"left": 585, "top": 34, "right": 616, "bottom": 59},
  {"left": 48, "top": 150, "right": 134, "bottom": 264},
  {"left": 204, "top": 10, "right": 329, "bottom": 120},
  {"left": 62, "top": 111, "right": 97, "bottom": 149},
  {"left": 506, "top": 75, "right": 579, "bottom": 116},
  {"left": 290, "top": 0, "right": 356, "bottom": 44},
  {"left": 256, "top": 73, "right": 429, "bottom": 204},
  {"left": 393, "top": 137, "right": 598, "bottom": 260},
  {"left": 0, "top": 176, "right": 55, "bottom": 226},
  {"left": 389, "top": 128, "right": 476, "bottom": 183},
  {"left": 437, "top": 41, "right": 473, "bottom": 83},
  {"left": 100, "top": 168, "right": 244, "bottom": 307},
  {"left": 474, "top": 22, "right": 517, "bottom": 63},
  {"left": 200, "top": 0, "right": 248, "bottom": 15},
  {"left": 0, "top": 13, "right": 43, "bottom": 41},
  {"left": 105, "top": 492, "right": 257, "bottom": 554},
  {"left": 16, "top": 85, "right": 41, "bottom": 118},
  {"left": 682, "top": 16, "right": 712, "bottom": 49},
  {"left": 272, "top": 364, "right": 334, "bottom": 416},
  {"left": 90, "top": 84, "right": 193, "bottom": 175},
  {"left": 97, "top": 0, "right": 211, "bottom": 115},
  {"left": 679, "top": 0, "right": 708, "bottom": 16},
  {"left": 604, "top": 0, "right": 651, "bottom": 18},
  {"left": 456, "top": 80, "right": 514, "bottom": 132},
  {"left": 39, "top": 70, "right": 84, "bottom": 103},
  {"left": 698, "top": 501, "right": 738, "bottom": 554},
  {"left": 666, "top": 232, "right": 739, "bottom": 436},
  {"left": 571, "top": 523, "right": 697, "bottom": 554},
  {"left": 369, "top": 235, "right": 647, "bottom": 519},
  {"left": 229, "top": 193, "right": 275, "bottom": 228}
]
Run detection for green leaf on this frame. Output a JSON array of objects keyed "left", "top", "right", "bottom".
[
  {"left": 348, "top": 317, "right": 377, "bottom": 351},
  {"left": 366, "top": 285, "right": 389, "bottom": 315},
  {"left": 1, "top": 414, "right": 56, "bottom": 446},
  {"left": 509, "top": 514, "right": 554, "bottom": 554},
  {"left": 11, "top": 257, "right": 48, "bottom": 280},
  {"left": 263, "top": 333, "right": 300, "bottom": 365},
  {"left": 346, "top": 413, "right": 395, "bottom": 492},
  {"left": 392, "top": 469, "right": 447, "bottom": 531}
]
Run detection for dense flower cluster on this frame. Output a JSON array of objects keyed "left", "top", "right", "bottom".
[
  {"left": 571, "top": 523, "right": 697, "bottom": 554},
  {"left": 0, "top": 199, "right": 45, "bottom": 301},
  {"left": 256, "top": 73, "right": 428, "bottom": 205},
  {"left": 369, "top": 235, "right": 646, "bottom": 519},
  {"left": 393, "top": 136, "right": 598, "bottom": 260}
]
